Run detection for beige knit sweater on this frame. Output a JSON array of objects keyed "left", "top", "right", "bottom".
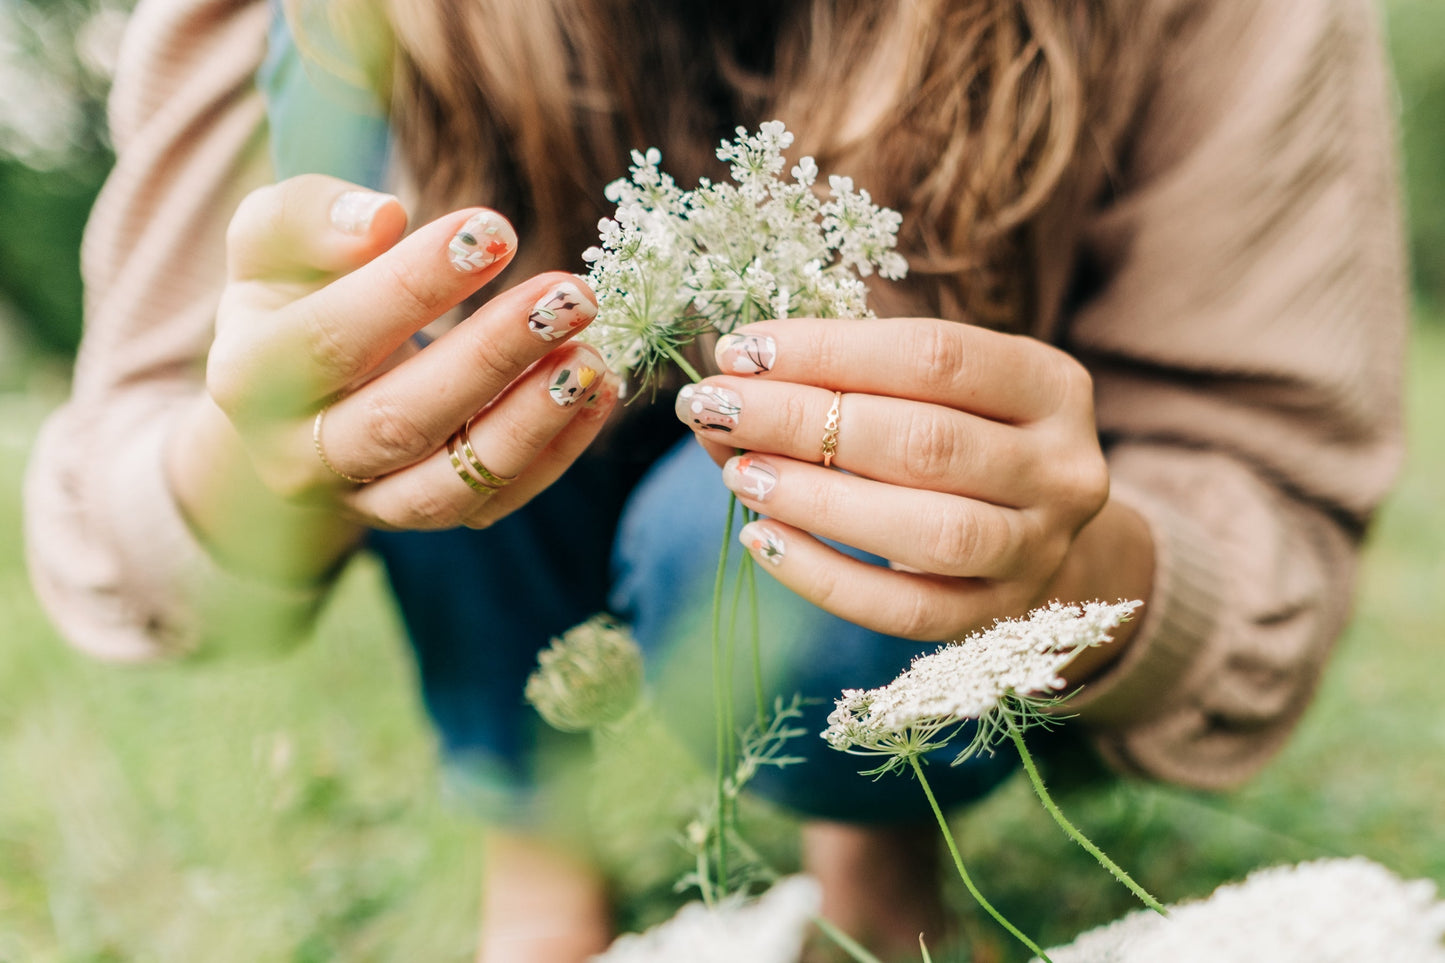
[{"left": 23, "top": 0, "right": 1408, "bottom": 790}]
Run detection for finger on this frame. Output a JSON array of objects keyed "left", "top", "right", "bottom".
[
  {"left": 227, "top": 175, "right": 407, "bottom": 283},
  {"left": 720, "top": 453, "right": 1034, "bottom": 578},
  {"left": 346, "top": 344, "right": 611, "bottom": 529},
  {"left": 734, "top": 519, "right": 1009, "bottom": 641},
  {"left": 478, "top": 372, "right": 621, "bottom": 521},
  {"left": 315, "top": 272, "right": 598, "bottom": 479},
  {"left": 714, "top": 317, "right": 1087, "bottom": 425},
  {"left": 673, "top": 378, "right": 1041, "bottom": 505},
  {"left": 223, "top": 207, "right": 520, "bottom": 416}
]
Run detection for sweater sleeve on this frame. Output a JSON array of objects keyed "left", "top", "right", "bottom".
[
  {"left": 21, "top": 0, "right": 323, "bottom": 661},
  {"left": 1063, "top": 0, "right": 1408, "bottom": 787}
]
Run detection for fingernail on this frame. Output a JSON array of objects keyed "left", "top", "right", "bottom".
[
  {"left": 739, "top": 521, "right": 785, "bottom": 566},
  {"left": 330, "top": 190, "right": 395, "bottom": 236},
  {"left": 548, "top": 354, "right": 604, "bottom": 407},
  {"left": 675, "top": 383, "right": 741, "bottom": 432},
  {"left": 723, "top": 454, "right": 778, "bottom": 501},
  {"left": 715, "top": 333, "right": 776, "bottom": 374},
  {"left": 583, "top": 371, "right": 621, "bottom": 410},
  {"left": 528, "top": 279, "right": 597, "bottom": 341},
  {"left": 448, "top": 211, "right": 516, "bottom": 272}
]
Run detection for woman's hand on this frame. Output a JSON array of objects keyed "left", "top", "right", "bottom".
[
  {"left": 169, "top": 175, "right": 617, "bottom": 583},
  {"left": 675, "top": 317, "right": 1154, "bottom": 677}
]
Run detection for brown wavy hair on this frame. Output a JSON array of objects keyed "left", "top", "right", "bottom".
[{"left": 299, "top": 0, "right": 1141, "bottom": 331}]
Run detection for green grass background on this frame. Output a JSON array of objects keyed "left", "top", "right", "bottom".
[
  {"left": 2, "top": 317, "right": 1442, "bottom": 961},
  {"left": 2, "top": 0, "right": 1444, "bottom": 955}
]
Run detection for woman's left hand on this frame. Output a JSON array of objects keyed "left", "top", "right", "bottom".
[{"left": 673, "top": 317, "right": 1155, "bottom": 666}]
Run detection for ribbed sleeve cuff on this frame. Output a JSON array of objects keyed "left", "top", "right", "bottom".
[{"left": 1065, "top": 480, "right": 1225, "bottom": 729}]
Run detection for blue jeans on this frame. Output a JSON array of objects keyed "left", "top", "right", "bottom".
[{"left": 370, "top": 439, "right": 1017, "bottom": 826}]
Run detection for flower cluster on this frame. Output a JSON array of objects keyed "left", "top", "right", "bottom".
[
  {"left": 582, "top": 121, "right": 907, "bottom": 388},
  {"left": 1037, "top": 857, "right": 1445, "bottom": 963},
  {"left": 589, "top": 875, "right": 822, "bottom": 963},
  {"left": 823, "top": 600, "right": 1141, "bottom": 773},
  {"left": 523, "top": 614, "right": 644, "bottom": 733}
]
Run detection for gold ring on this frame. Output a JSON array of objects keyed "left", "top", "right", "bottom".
[
  {"left": 820, "top": 391, "right": 842, "bottom": 468},
  {"left": 313, "top": 404, "right": 375, "bottom": 485},
  {"left": 447, "top": 416, "right": 517, "bottom": 495}
]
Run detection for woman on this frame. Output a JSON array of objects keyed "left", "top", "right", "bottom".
[{"left": 24, "top": 0, "right": 1407, "bottom": 959}]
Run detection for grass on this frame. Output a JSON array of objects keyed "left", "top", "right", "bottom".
[{"left": 1, "top": 315, "right": 1442, "bottom": 962}]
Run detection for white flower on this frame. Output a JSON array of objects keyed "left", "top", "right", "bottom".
[
  {"left": 590, "top": 875, "right": 822, "bottom": 963},
  {"left": 822, "top": 600, "right": 1141, "bottom": 772},
  {"left": 1037, "top": 858, "right": 1445, "bottom": 963},
  {"left": 583, "top": 122, "right": 907, "bottom": 388},
  {"left": 524, "top": 615, "right": 644, "bottom": 733}
]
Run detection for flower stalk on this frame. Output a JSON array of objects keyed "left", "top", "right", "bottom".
[
  {"left": 1008, "top": 725, "right": 1167, "bottom": 914},
  {"left": 909, "top": 755, "right": 1052, "bottom": 962}
]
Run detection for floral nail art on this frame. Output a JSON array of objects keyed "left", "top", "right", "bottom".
[
  {"left": 724, "top": 455, "right": 778, "bottom": 501},
  {"left": 549, "top": 363, "right": 601, "bottom": 407},
  {"left": 330, "top": 190, "right": 395, "bottom": 236},
  {"left": 716, "top": 334, "right": 777, "bottom": 374},
  {"left": 448, "top": 211, "right": 515, "bottom": 272},
  {"left": 528, "top": 279, "right": 597, "bottom": 341},
  {"left": 740, "top": 522, "right": 785, "bottom": 566},
  {"left": 676, "top": 384, "right": 742, "bottom": 432}
]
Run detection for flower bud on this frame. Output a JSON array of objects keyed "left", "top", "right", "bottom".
[{"left": 524, "top": 614, "right": 644, "bottom": 732}]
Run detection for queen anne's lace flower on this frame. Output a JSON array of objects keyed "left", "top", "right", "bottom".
[
  {"left": 1037, "top": 857, "right": 1445, "bottom": 963},
  {"left": 823, "top": 600, "right": 1141, "bottom": 772},
  {"left": 524, "top": 615, "right": 644, "bottom": 733},
  {"left": 583, "top": 122, "right": 907, "bottom": 388},
  {"left": 589, "top": 875, "right": 822, "bottom": 963}
]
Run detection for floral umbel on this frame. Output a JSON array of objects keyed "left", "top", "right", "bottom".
[
  {"left": 589, "top": 875, "right": 822, "bottom": 963},
  {"left": 1038, "top": 858, "right": 1445, "bottom": 963},
  {"left": 824, "top": 600, "right": 1143, "bottom": 776},
  {"left": 582, "top": 121, "right": 907, "bottom": 389},
  {"left": 523, "top": 614, "right": 643, "bottom": 733},
  {"left": 824, "top": 600, "right": 1161, "bottom": 963}
]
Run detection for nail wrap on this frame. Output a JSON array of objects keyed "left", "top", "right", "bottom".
[
  {"left": 448, "top": 211, "right": 515, "bottom": 272},
  {"left": 528, "top": 279, "right": 597, "bottom": 341},
  {"left": 716, "top": 333, "right": 777, "bottom": 374},
  {"left": 330, "top": 190, "right": 395, "bottom": 236},
  {"left": 740, "top": 522, "right": 785, "bottom": 566},
  {"left": 676, "top": 384, "right": 742, "bottom": 432},
  {"left": 549, "top": 363, "right": 601, "bottom": 407},
  {"left": 723, "top": 455, "right": 778, "bottom": 501}
]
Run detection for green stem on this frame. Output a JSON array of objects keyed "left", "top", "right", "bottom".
[
  {"left": 811, "top": 916, "right": 886, "bottom": 963},
  {"left": 662, "top": 343, "right": 703, "bottom": 383},
  {"left": 709, "top": 493, "right": 739, "bottom": 894},
  {"left": 743, "top": 510, "right": 766, "bottom": 730},
  {"left": 908, "top": 756, "right": 1051, "bottom": 962},
  {"left": 1008, "top": 726, "right": 1168, "bottom": 916}
]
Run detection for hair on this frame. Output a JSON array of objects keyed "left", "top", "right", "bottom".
[{"left": 299, "top": 0, "right": 1141, "bottom": 331}]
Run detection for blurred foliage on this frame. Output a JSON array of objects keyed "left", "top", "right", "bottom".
[
  {"left": 0, "top": 0, "right": 1443, "bottom": 362},
  {"left": 1386, "top": 0, "right": 1445, "bottom": 306},
  {"left": 0, "top": 0, "right": 126, "bottom": 356}
]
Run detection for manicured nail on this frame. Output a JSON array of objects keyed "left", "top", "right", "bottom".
[
  {"left": 716, "top": 333, "right": 776, "bottom": 374},
  {"left": 739, "top": 521, "right": 785, "bottom": 566},
  {"left": 582, "top": 371, "right": 623, "bottom": 411},
  {"left": 548, "top": 356, "right": 603, "bottom": 407},
  {"left": 330, "top": 190, "right": 395, "bottom": 236},
  {"left": 723, "top": 455, "right": 778, "bottom": 501},
  {"left": 448, "top": 211, "right": 516, "bottom": 272},
  {"left": 675, "top": 384, "right": 741, "bottom": 432},
  {"left": 528, "top": 279, "right": 597, "bottom": 341}
]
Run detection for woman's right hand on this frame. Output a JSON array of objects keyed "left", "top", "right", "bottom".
[{"left": 168, "top": 174, "right": 616, "bottom": 583}]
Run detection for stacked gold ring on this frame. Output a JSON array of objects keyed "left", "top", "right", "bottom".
[
  {"left": 820, "top": 391, "right": 843, "bottom": 468},
  {"left": 448, "top": 414, "right": 517, "bottom": 496},
  {"left": 313, "top": 404, "right": 376, "bottom": 485}
]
